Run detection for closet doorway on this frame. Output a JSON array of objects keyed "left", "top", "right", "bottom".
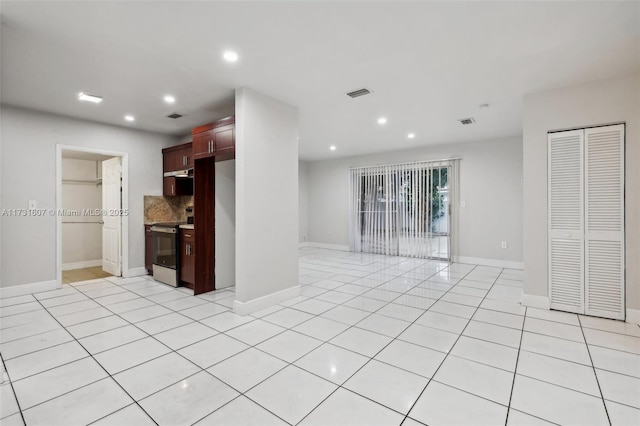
[
  {"left": 548, "top": 123, "right": 625, "bottom": 320},
  {"left": 56, "top": 146, "right": 129, "bottom": 286}
]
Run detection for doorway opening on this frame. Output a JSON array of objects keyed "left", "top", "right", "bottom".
[{"left": 56, "top": 146, "right": 129, "bottom": 287}]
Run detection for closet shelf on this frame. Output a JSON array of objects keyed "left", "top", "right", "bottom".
[{"left": 62, "top": 178, "right": 102, "bottom": 186}]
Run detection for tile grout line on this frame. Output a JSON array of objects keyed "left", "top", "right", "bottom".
[
  {"left": 294, "top": 261, "right": 482, "bottom": 425},
  {"left": 577, "top": 315, "right": 612, "bottom": 426},
  {"left": 0, "top": 352, "right": 27, "bottom": 425},
  {"left": 20, "top": 297, "right": 161, "bottom": 426},
  {"left": 399, "top": 264, "right": 506, "bottom": 425},
  {"left": 503, "top": 299, "right": 526, "bottom": 426}
]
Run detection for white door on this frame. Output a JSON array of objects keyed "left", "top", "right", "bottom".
[
  {"left": 548, "top": 130, "right": 585, "bottom": 314},
  {"left": 548, "top": 125, "right": 625, "bottom": 320},
  {"left": 585, "top": 124, "right": 625, "bottom": 320},
  {"left": 102, "top": 157, "right": 122, "bottom": 276}
]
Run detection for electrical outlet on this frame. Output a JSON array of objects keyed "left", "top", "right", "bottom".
[
  {"left": 28, "top": 200, "right": 37, "bottom": 210},
  {"left": 501, "top": 241, "right": 508, "bottom": 249}
]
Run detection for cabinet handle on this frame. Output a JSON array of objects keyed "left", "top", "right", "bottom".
[
  {"left": 171, "top": 184, "right": 174, "bottom": 194},
  {"left": 185, "top": 234, "right": 192, "bottom": 238}
]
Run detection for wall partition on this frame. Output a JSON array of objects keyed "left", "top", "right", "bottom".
[{"left": 349, "top": 159, "right": 459, "bottom": 260}]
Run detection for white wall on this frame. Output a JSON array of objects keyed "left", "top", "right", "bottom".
[
  {"left": 235, "top": 88, "right": 299, "bottom": 311},
  {"left": 299, "top": 160, "right": 309, "bottom": 243},
  {"left": 523, "top": 72, "right": 640, "bottom": 312},
  {"left": 215, "top": 159, "right": 235, "bottom": 288},
  {"left": 307, "top": 137, "right": 523, "bottom": 264},
  {"left": 61, "top": 158, "right": 102, "bottom": 267},
  {"left": 0, "top": 106, "right": 179, "bottom": 288}
]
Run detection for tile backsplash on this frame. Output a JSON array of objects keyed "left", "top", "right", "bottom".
[{"left": 144, "top": 195, "right": 193, "bottom": 224}]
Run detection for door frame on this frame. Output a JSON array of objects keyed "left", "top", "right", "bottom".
[{"left": 55, "top": 145, "right": 129, "bottom": 287}]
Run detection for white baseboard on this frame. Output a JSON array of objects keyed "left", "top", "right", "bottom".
[
  {"left": 0, "top": 280, "right": 59, "bottom": 298},
  {"left": 299, "top": 242, "right": 310, "bottom": 248},
  {"left": 234, "top": 285, "right": 301, "bottom": 315},
  {"left": 125, "top": 267, "right": 148, "bottom": 278},
  {"left": 306, "top": 242, "right": 350, "bottom": 252},
  {"left": 521, "top": 294, "right": 550, "bottom": 309},
  {"left": 626, "top": 309, "right": 640, "bottom": 325},
  {"left": 62, "top": 260, "right": 102, "bottom": 271},
  {"left": 453, "top": 256, "right": 524, "bottom": 270}
]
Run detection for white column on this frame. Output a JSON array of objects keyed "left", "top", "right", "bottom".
[{"left": 234, "top": 88, "right": 300, "bottom": 314}]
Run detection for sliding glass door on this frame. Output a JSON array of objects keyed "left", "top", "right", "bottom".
[{"left": 350, "top": 160, "right": 458, "bottom": 261}]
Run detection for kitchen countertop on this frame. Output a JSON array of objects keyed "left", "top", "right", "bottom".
[{"left": 179, "top": 224, "right": 194, "bottom": 230}]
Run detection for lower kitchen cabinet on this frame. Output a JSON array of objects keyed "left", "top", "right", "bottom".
[
  {"left": 145, "top": 225, "right": 153, "bottom": 275},
  {"left": 180, "top": 228, "right": 195, "bottom": 288}
]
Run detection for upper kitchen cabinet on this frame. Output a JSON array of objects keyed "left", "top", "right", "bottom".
[
  {"left": 192, "top": 116, "right": 235, "bottom": 161},
  {"left": 163, "top": 142, "right": 193, "bottom": 172}
]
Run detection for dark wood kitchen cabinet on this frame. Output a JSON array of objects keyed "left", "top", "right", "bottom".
[
  {"left": 163, "top": 142, "right": 193, "bottom": 172},
  {"left": 192, "top": 116, "right": 235, "bottom": 161},
  {"left": 163, "top": 176, "right": 193, "bottom": 197},
  {"left": 145, "top": 225, "right": 153, "bottom": 275},
  {"left": 180, "top": 228, "right": 195, "bottom": 288}
]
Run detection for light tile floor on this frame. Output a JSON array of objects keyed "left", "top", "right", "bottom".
[{"left": 1, "top": 247, "right": 639, "bottom": 425}]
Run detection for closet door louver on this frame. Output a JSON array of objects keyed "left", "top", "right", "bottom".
[
  {"left": 548, "top": 130, "right": 584, "bottom": 314},
  {"left": 585, "top": 124, "right": 625, "bottom": 320}
]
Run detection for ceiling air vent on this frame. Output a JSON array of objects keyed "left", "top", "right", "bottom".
[
  {"left": 346, "top": 88, "right": 372, "bottom": 98},
  {"left": 458, "top": 117, "right": 475, "bottom": 125},
  {"left": 167, "top": 113, "right": 183, "bottom": 119}
]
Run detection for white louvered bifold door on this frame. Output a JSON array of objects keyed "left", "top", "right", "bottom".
[
  {"left": 548, "top": 130, "right": 585, "bottom": 314},
  {"left": 585, "top": 124, "right": 625, "bottom": 320}
]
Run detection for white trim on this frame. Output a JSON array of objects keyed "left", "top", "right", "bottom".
[
  {"left": 126, "top": 267, "right": 148, "bottom": 278},
  {"left": 62, "top": 260, "right": 102, "bottom": 271},
  {"left": 521, "top": 294, "right": 551, "bottom": 309},
  {"left": 56, "top": 145, "right": 129, "bottom": 287},
  {"left": 0, "top": 280, "right": 58, "bottom": 298},
  {"left": 233, "top": 285, "right": 301, "bottom": 315},
  {"left": 453, "top": 256, "right": 524, "bottom": 270},
  {"left": 626, "top": 309, "right": 640, "bottom": 325},
  {"left": 306, "top": 242, "right": 350, "bottom": 252}
]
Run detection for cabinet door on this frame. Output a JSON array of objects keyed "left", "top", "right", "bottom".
[
  {"left": 193, "top": 131, "right": 214, "bottom": 160},
  {"left": 182, "top": 146, "right": 193, "bottom": 169},
  {"left": 145, "top": 225, "right": 153, "bottom": 275},
  {"left": 214, "top": 124, "right": 235, "bottom": 161},
  {"left": 180, "top": 230, "right": 195, "bottom": 285},
  {"left": 163, "top": 176, "right": 193, "bottom": 196},
  {"left": 163, "top": 177, "right": 176, "bottom": 196}
]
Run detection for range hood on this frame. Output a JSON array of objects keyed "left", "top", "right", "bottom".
[{"left": 163, "top": 169, "right": 193, "bottom": 178}]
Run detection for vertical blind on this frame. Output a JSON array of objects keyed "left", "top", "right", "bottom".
[{"left": 349, "top": 159, "right": 459, "bottom": 260}]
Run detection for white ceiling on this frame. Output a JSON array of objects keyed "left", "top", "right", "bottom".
[{"left": 1, "top": 1, "right": 638, "bottom": 160}]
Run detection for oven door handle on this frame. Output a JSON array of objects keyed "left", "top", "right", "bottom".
[{"left": 151, "top": 226, "right": 177, "bottom": 234}]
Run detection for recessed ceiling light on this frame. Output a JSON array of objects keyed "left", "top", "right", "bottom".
[
  {"left": 223, "top": 51, "right": 239, "bottom": 62},
  {"left": 377, "top": 117, "right": 387, "bottom": 125},
  {"left": 164, "top": 95, "right": 176, "bottom": 104},
  {"left": 329, "top": 145, "right": 337, "bottom": 151},
  {"left": 78, "top": 92, "right": 102, "bottom": 103},
  {"left": 407, "top": 133, "right": 415, "bottom": 139},
  {"left": 124, "top": 115, "right": 135, "bottom": 122}
]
